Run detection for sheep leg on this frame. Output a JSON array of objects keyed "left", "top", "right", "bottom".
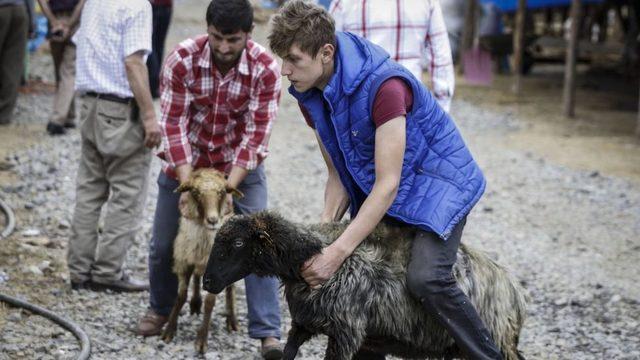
[
  {"left": 190, "top": 274, "right": 202, "bottom": 315},
  {"left": 283, "top": 324, "right": 313, "bottom": 360},
  {"left": 225, "top": 285, "right": 238, "bottom": 331},
  {"left": 195, "top": 291, "right": 217, "bottom": 354},
  {"left": 324, "top": 336, "right": 361, "bottom": 360},
  {"left": 162, "top": 269, "right": 192, "bottom": 343},
  {"left": 323, "top": 326, "right": 365, "bottom": 360}
]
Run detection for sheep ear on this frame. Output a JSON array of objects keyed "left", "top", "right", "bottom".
[
  {"left": 226, "top": 186, "right": 244, "bottom": 198},
  {"left": 175, "top": 181, "right": 192, "bottom": 193}
]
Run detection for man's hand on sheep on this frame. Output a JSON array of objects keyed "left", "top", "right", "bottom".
[{"left": 301, "top": 244, "right": 349, "bottom": 289}]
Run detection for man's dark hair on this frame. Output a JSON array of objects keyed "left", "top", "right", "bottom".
[{"left": 206, "top": 0, "right": 253, "bottom": 34}]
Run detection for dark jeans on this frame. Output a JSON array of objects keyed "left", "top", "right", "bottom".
[
  {"left": 405, "top": 217, "right": 503, "bottom": 360},
  {"left": 147, "top": 166, "right": 281, "bottom": 339},
  {"left": 147, "top": 4, "right": 172, "bottom": 98}
]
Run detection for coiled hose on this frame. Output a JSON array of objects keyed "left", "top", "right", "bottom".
[
  {"left": 0, "top": 197, "right": 91, "bottom": 360},
  {"left": 0, "top": 197, "right": 15, "bottom": 239}
]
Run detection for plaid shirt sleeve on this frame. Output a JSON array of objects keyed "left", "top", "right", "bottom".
[
  {"left": 233, "top": 60, "right": 282, "bottom": 170},
  {"left": 329, "top": 0, "right": 344, "bottom": 31},
  {"left": 424, "top": 0, "right": 455, "bottom": 112},
  {"left": 159, "top": 52, "right": 193, "bottom": 168}
]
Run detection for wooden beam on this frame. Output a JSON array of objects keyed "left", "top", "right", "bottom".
[
  {"left": 512, "top": 0, "right": 526, "bottom": 94},
  {"left": 459, "top": 0, "right": 477, "bottom": 74},
  {"left": 562, "top": 0, "right": 581, "bottom": 118}
]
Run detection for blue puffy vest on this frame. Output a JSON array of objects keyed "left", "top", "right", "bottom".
[{"left": 290, "top": 32, "right": 486, "bottom": 240}]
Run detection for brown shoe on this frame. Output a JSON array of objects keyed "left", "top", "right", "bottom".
[
  {"left": 261, "top": 337, "right": 283, "bottom": 360},
  {"left": 90, "top": 274, "right": 149, "bottom": 293},
  {"left": 135, "top": 310, "right": 168, "bottom": 337}
]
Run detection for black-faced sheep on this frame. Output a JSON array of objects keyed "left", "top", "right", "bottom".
[
  {"left": 203, "top": 211, "right": 527, "bottom": 360},
  {"left": 161, "top": 168, "right": 243, "bottom": 354}
]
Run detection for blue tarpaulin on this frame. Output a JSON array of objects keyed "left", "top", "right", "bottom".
[{"left": 479, "top": 0, "right": 604, "bottom": 12}]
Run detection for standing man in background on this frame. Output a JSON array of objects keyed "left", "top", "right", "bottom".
[
  {"left": 67, "top": 0, "right": 161, "bottom": 292},
  {"left": 37, "top": 0, "right": 86, "bottom": 135},
  {"left": 0, "top": 0, "right": 34, "bottom": 125},
  {"left": 329, "top": 0, "right": 455, "bottom": 112},
  {"left": 136, "top": 0, "right": 284, "bottom": 357},
  {"left": 147, "top": 0, "right": 173, "bottom": 98}
]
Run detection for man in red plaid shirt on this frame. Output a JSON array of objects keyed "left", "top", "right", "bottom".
[{"left": 137, "top": 0, "right": 284, "bottom": 358}]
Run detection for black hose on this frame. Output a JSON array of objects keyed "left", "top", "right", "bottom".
[
  {"left": 0, "top": 199, "right": 91, "bottom": 359},
  {"left": 0, "top": 197, "right": 16, "bottom": 239},
  {"left": 0, "top": 293, "right": 91, "bottom": 360}
]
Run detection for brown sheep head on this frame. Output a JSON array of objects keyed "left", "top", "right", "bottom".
[{"left": 176, "top": 168, "right": 244, "bottom": 230}]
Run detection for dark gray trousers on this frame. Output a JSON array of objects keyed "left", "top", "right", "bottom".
[{"left": 0, "top": 4, "right": 28, "bottom": 124}]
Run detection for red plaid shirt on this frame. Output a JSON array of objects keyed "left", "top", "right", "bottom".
[{"left": 159, "top": 35, "right": 281, "bottom": 179}]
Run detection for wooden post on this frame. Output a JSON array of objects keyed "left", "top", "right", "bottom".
[
  {"left": 512, "top": 0, "right": 526, "bottom": 94},
  {"left": 459, "top": 0, "right": 477, "bottom": 74},
  {"left": 636, "top": 85, "right": 640, "bottom": 137},
  {"left": 562, "top": 0, "right": 581, "bottom": 118}
]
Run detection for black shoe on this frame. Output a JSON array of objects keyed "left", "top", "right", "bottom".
[
  {"left": 63, "top": 123, "right": 76, "bottom": 129},
  {"left": 70, "top": 280, "right": 92, "bottom": 290},
  {"left": 46, "top": 122, "right": 66, "bottom": 136},
  {"left": 90, "top": 274, "right": 149, "bottom": 293}
]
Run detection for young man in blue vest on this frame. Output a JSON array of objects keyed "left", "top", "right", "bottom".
[{"left": 269, "top": 1, "right": 502, "bottom": 359}]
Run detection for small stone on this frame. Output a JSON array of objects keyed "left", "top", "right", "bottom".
[
  {"left": 24, "top": 236, "right": 51, "bottom": 247},
  {"left": 21, "top": 228, "right": 41, "bottom": 237},
  {"left": 0, "top": 161, "right": 14, "bottom": 171},
  {"left": 38, "top": 260, "right": 51, "bottom": 272},
  {"left": 0, "top": 270, "right": 8, "bottom": 283},
  {"left": 571, "top": 293, "right": 593, "bottom": 307},
  {"left": 554, "top": 298, "right": 568, "bottom": 307},
  {"left": 7, "top": 311, "right": 22, "bottom": 322},
  {"left": 25, "top": 265, "right": 44, "bottom": 276},
  {"left": 57, "top": 219, "right": 70, "bottom": 230}
]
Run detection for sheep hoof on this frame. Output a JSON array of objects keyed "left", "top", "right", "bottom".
[
  {"left": 190, "top": 299, "right": 202, "bottom": 315},
  {"left": 226, "top": 316, "right": 239, "bottom": 332},
  {"left": 161, "top": 327, "right": 176, "bottom": 343},
  {"left": 195, "top": 337, "right": 208, "bottom": 354}
]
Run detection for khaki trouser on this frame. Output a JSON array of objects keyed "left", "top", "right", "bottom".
[
  {"left": 0, "top": 4, "right": 28, "bottom": 124},
  {"left": 67, "top": 96, "right": 151, "bottom": 283},
  {"left": 49, "top": 13, "right": 77, "bottom": 126}
]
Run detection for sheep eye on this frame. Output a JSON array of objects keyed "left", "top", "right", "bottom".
[{"left": 233, "top": 240, "right": 244, "bottom": 248}]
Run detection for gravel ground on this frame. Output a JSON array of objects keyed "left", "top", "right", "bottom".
[{"left": 1, "top": 1, "right": 639, "bottom": 359}]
